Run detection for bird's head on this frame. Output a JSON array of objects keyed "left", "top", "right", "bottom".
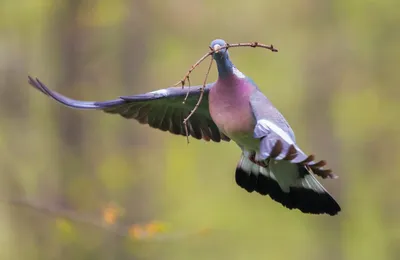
[
  {"left": 210, "top": 39, "right": 229, "bottom": 60},
  {"left": 210, "top": 39, "right": 234, "bottom": 77}
]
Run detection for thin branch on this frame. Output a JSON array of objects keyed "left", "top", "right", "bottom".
[
  {"left": 182, "top": 47, "right": 214, "bottom": 106},
  {"left": 172, "top": 49, "right": 214, "bottom": 89},
  {"left": 219, "top": 41, "right": 278, "bottom": 52},
  {"left": 183, "top": 120, "right": 190, "bottom": 144},
  {"left": 182, "top": 56, "right": 214, "bottom": 144},
  {"left": 174, "top": 42, "right": 277, "bottom": 92},
  {"left": 0, "top": 198, "right": 210, "bottom": 241},
  {"left": 183, "top": 76, "right": 191, "bottom": 104}
]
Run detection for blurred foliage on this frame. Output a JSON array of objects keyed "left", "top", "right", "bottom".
[{"left": 0, "top": 0, "right": 399, "bottom": 259}]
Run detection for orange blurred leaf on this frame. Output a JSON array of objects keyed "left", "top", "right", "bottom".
[
  {"left": 145, "top": 221, "right": 168, "bottom": 235},
  {"left": 129, "top": 224, "right": 143, "bottom": 239},
  {"left": 102, "top": 203, "right": 124, "bottom": 225}
]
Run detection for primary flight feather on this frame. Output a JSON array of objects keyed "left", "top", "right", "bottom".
[{"left": 28, "top": 39, "right": 341, "bottom": 215}]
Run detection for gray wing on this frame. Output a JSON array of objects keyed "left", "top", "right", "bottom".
[
  {"left": 249, "top": 89, "right": 335, "bottom": 179},
  {"left": 28, "top": 76, "right": 230, "bottom": 143}
]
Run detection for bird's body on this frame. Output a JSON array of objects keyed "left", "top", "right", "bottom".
[
  {"left": 209, "top": 72, "right": 256, "bottom": 148},
  {"left": 27, "top": 39, "right": 341, "bottom": 215}
]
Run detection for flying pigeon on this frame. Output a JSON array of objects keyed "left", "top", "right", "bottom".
[{"left": 28, "top": 39, "right": 341, "bottom": 215}]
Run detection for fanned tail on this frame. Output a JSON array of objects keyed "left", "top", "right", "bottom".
[{"left": 235, "top": 154, "right": 341, "bottom": 216}]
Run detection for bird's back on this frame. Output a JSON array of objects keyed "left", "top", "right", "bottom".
[{"left": 249, "top": 87, "right": 296, "bottom": 142}]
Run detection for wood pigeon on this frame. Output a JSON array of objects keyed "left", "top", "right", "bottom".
[{"left": 28, "top": 39, "right": 341, "bottom": 215}]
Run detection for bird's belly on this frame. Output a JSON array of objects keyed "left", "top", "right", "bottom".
[
  {"left": 229, "top": 131, "right": 260, "bottom": 151},
  {"left": 212, "top": 111, "right": 255, "bottom": 135}
]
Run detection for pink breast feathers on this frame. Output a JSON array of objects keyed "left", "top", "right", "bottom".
[{"left": 208, "top": 77, "right": 256, "bottom": 137}]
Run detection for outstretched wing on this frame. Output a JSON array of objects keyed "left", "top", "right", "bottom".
[
  {"left": 249, "top": 89, "right": 336, "bottom": 179},
  {"left": 28, "top": 76, "right": 230, "bottom": 142}
]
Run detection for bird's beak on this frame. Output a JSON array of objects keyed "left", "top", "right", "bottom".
[{"left": 213, "top": 44, "right": 221, "bottom": 53}]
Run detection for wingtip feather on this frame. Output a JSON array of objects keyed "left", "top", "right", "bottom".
[{"left": 28, "top": 75, "right": 48, "bottom": 95}]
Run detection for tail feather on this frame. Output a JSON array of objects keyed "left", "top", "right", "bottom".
[{"left": 235, "top": 154, "right": 341, "bottom": 215}]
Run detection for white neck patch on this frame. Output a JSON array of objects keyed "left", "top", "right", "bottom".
[{"left": 232, "top": 67, "right": 246, "bottom": 79}]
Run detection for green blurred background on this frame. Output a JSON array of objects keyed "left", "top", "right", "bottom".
[{"left": 0, "top": 0, "right": 399, "bottom": 259}]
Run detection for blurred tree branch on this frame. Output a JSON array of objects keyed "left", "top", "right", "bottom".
[{"left": 0, "top": 197, "right": 210, "bottom": 242}]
